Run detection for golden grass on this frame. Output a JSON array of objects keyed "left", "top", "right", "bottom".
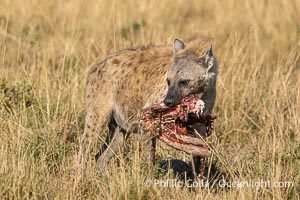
[{"left": 0, "top": 0, "right": 299, "bottom": 199}]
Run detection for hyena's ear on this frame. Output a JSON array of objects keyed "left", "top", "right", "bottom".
[
  {"left": 173, "top": 38, "right": 185, "bottom": 54},
  {"left": 200, "top": 44, "right": 214, "bottom": 71}
]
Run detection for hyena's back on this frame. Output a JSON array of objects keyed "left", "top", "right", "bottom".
[{"left": 85, "top": 46, "right": 173, "bottom": 133}]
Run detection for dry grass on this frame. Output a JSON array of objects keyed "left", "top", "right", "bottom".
[{"left": 0, "top": 0, "right": 300, "bottom": 199}]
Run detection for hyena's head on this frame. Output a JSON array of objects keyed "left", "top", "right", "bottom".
[{"left": 164, "top": 38, "right": 216, "bottom": 107}]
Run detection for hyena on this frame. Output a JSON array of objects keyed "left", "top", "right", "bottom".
[{"left": 79, "top": 37, "right": 218, "bottom": 171}]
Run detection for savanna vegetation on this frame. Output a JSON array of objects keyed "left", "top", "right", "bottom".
[{"left": 0, "top": 0, "right": 299, "bottom": 199}]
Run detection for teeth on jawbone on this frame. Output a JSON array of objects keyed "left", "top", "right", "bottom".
[{"left": 140, "top": 95, "right": 216, "bottom": 157}]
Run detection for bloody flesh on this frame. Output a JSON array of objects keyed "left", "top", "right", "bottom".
[{"left": 140, "top": 95, "right": 216, "bottom": 157}]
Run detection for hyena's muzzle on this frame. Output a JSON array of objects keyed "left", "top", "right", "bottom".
[{"left": 163, "top": 86, "right": 184, "bottom": 107}]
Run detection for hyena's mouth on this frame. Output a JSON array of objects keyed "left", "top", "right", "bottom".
[{"left": 140, "top": 95, "right": 216, "bottom": 157}]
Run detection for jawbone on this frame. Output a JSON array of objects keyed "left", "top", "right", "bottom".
[{"left": 140, "top": 95, "right": 216, "bottom": 157}]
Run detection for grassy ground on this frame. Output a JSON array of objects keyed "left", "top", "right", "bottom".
[{"left": 0, "top": 0, "right": 299, "bottom": 199}]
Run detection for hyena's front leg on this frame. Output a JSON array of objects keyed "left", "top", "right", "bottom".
[
  {"left": 191, "top": 89, "right": 216, "bottom": 177},
  {"left": 150, "top": 137, "right": 156, "bottom": 166},
  {"left": 138, "top": 130, "right": 157, "bottom": 168}
]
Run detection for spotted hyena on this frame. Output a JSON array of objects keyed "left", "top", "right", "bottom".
[{"left": 79, "top": 37, "right": 218, "bottom": 171}]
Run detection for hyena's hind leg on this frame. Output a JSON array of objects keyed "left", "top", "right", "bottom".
[
  {"left": 94, "top": 115, "right": 117, "bottom": 162},
  {"left": 95, "top": 118, "right": 126, "bottom": 171},
  {"left": 78, "top": 105, "right": 111, "bottom": 167}
]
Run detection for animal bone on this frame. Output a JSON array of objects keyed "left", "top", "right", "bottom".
[{"left": 140, "top": 95, "right": 216, "bottom": 157}]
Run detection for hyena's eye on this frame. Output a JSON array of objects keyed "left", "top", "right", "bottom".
[
  {"left": 179, "top": 79, "right": 190, "bottom": 87},
  {"left": 166, "top": 79, "right": 170, "bottom": 86}
]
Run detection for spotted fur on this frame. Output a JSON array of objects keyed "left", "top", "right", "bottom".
[{"left": 79, "top": 37, "right": 218, "bottom": 171}]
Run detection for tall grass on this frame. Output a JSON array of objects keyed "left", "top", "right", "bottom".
[{"left": 0, "top": 0, "right": 299, "bottom": 199}]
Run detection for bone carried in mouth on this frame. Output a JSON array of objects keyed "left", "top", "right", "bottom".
[{"left": 140, "top": 95, "right": 216, "bottom": 156}]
